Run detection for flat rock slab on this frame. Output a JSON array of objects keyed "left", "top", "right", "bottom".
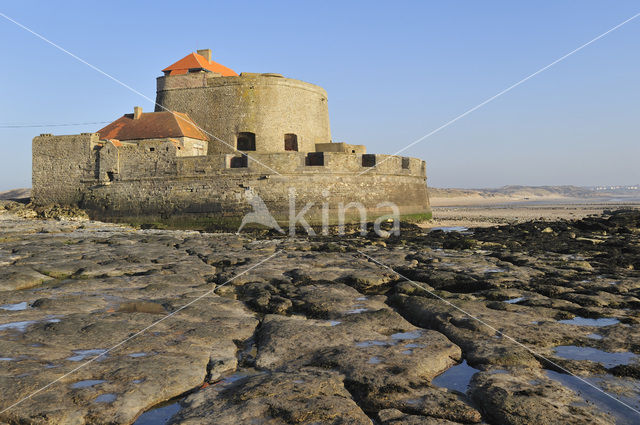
[
  {"left": 1, "top": 209, "right": 639, "bottom": 424},
  {"left": 0, "top": 215, "right": 260, "bottom": 424},
  {"left": 169, "top": 369, "right": 372, "bottom": 425},
  {"left": 469, "top": 368, "right": 614, "bottom": 424}
]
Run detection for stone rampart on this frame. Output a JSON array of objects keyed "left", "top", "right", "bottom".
[{"left": 33, "top": 134, "right": 430, "bottom": 227}]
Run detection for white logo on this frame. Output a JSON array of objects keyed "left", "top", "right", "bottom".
[
  {"left": 237, "top": 187, "right": 400, "bottom": 237},
  {"left": 237, "top": 189, "right": 285, "bottom": 234}
]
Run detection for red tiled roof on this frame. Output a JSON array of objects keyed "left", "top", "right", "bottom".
[
  {"left": 162, "top": 52, "right": 238, "bottom": 76},
  {"left": 97, "top": 112, "right": 208, "bottom": 142}
]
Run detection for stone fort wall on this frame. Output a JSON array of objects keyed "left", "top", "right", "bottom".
[
  {"left": 32, "top": 134, "right": 430, "bottom": 225},
  {"left": 32, "top": 133, "right": 99, "bottom": 205},
  {"left": 155, "top": 73, "right": 331, "bottom": 154}
]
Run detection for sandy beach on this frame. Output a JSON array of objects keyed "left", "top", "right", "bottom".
[{"left": 426, "top": 195, "right": 640, "bottom": 229}]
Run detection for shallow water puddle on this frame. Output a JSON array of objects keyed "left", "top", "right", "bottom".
[
  {"left": 559, "top": 317, "right": 620, "bottom": 327},
  {"left": 587, "top": 333, "right": 604, "bottom": 340},
  {"left": 0, "top": 320, "right": 36, "bottom": 332},
  {"left": 430, "top": 226, "right": 469, "bottom": 233},
  {"left": 346, "top": 308, "right": 368, "bottom": 314},
  {"left": 129, "top": 352, "right": 151, "bottom": 358},
  {"left": 0, "top": 317, "right": 61, "bottom": 333},
  {"left": 485, "top": 268, "right": 506, "bottom": 273},
  {"left": 67, "top": 349, "right": 107, "bottom": 362},
  {"left": 546, "top": 370, "right": 640, "bottom": 425},
  {"left": 504, "top": 297, "right": 526, "bottom": 304},
  {"left": 391, "top": 330, "right": 422, "bottom": 340},
  {"left": 214, "top": 370, "right": 263, "bottom": 389},
  {"left": 0, "top": 301, "right": 28, "bottom": 311},
  {"left": 432, "top": 360, "right": 480, "bottom": 393},
  {"left": 94, "top": 393, "right": 117, "bottom": 403},
  {"left": 133, "top": 402, "right": 181, "bottom": 425},
  {"left": 554, "top": 346, "right": 637, "bottom": 368},
  {"left": 368, "top": 356, "right": 382, "bottom": 364},
  {"left": 356, "top": 340, "right": 392, "bottom": 348},
  {"left": 71, "top": 379, "right": 106, "bottom": 389}
]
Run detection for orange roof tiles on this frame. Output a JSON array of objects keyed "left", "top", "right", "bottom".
[
  {"left": 97, "top": 112, "right": 208, "bottom": 142},
  {"left": 162, "top": 52, "right": 238, "bottom": 76}
]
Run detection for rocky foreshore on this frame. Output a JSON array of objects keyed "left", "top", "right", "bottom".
[{"left": 0, "top": 201, "right": 639, "bottom": 425}]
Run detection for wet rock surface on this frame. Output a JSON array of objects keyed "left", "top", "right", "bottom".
[{"left": 0, "top": 207, "right": 639, "bottom": 424}]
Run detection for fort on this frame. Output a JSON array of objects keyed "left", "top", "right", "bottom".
[{"left": 32, "top": 49, "right": 431, "bottom": 229}]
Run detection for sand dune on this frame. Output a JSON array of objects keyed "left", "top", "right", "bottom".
[
  {"left": 0, "top": 188, "right": 30, "bottom": 200},
  {"left": 430, "top": 185, "right": 640, "bottom": 207}
]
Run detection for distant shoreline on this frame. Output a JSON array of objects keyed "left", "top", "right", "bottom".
[
  {"left": 424, "top": 199, "right": 640, "bottom": 229},
  {"left": 430, "top": 195, "right": 640, "bottom": 207}
]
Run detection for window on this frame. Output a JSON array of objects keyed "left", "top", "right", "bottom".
[
  {"left": 149, "top": 147, "right": 155, "bottom": 152},
  {"left": 106, "top": 171, "right": 115, "bottom": 182},
  {"left": 230, "top": 154, "right": 248, "bottom": 168},
  {"left": 362, "top": 154, "right": 376, "bottom": 167},
  {"left": 237, "top": 132, "right": 256, "bottom": 151},
  {"left": 284, "top": 133, "right": 298, "bottom": 151},
  {"left": 402, "top": 157, "right": 410, "bottom": 170},
  {"left": 305, "top": 152, "right": 324, "bottom": 166}
]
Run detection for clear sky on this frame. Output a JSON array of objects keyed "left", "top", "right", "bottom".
[{"left": 1, "top": 1, "right": 639, "bottom": 191}]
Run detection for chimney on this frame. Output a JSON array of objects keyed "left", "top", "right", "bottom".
[
  {"left": 133, "top": 106, "right": 142, "bottom": 120},
  {"left": 197, "top": 49, "right": 212, "bottom": 62}
]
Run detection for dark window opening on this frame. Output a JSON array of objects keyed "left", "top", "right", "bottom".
[
  {"left": 402, "top": 157, "right": 410, "bottom": 169},
  {"left": 149, "top": 147, "right": 155, "bottom": 152},
  {"left": 305, "top": 152, "right": 324, "bottom": 166},
  {"left": 237, "top": 132, "right": 256, "bottom": 151},
  {"left": 352, "top": 150, "right": 356, "bottom": 153},
  {"left": 362, "top": 154, "right": 376, "bottom": 167},
  {"left": 230, "top": 154, "right": 248, "bottom": 168},
  {"left": 107, "top": 171, "right": 115, "bottom": 182},
  {"left": 284, "top": 133, "right": 298, "bottom": 151}
]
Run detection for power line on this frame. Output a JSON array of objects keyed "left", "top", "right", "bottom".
[{"left": 0, "top": 121, "right": 110, "bottom": 129}]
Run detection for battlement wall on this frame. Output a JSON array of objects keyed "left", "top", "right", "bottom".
[
  {"left": 32, "top": 133, "right": 430, "bottom": 226},
  {"left": 103, "top": 150, "right": 426, "bottom": 181}
]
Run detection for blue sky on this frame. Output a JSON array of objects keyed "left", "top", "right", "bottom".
[{"left": 1, "top": 1, "right": 639, "bottom": 190}]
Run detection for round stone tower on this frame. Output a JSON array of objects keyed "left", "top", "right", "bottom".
[{"left": 155, "top": 51, "right": 331, "bottom": 154}]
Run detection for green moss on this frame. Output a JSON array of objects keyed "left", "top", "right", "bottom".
[
  {"left": 38, "top": 270, "right": 73, "bottom": 280},
  {"left": 400, "top": 211, "right": 433, "bottom": 223},
  {"left": 124, "top": 216, "right": 249, "bottom": 232},
  {"left": 109, "top": 209, "right": 433, "bottom": 233}
]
